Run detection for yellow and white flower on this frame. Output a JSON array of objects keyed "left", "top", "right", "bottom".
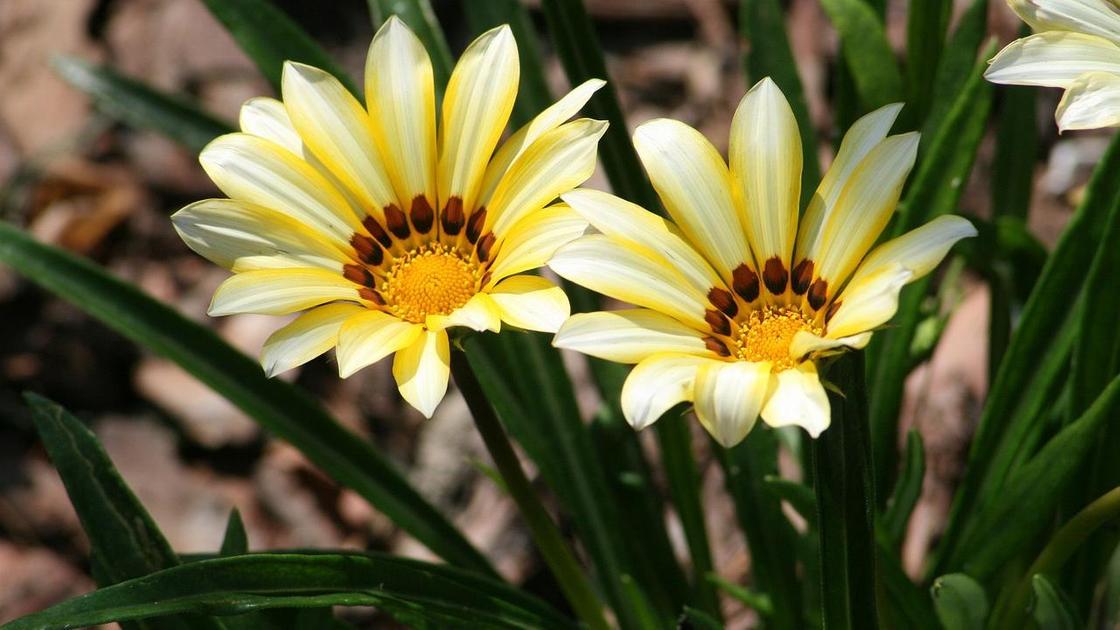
[
  {"left": 550, "top": 78, "right": 976, "bottom": 446},
  {"left": 986, "top": 0, "right": 1120, "bottom": 131},
  {"left": 173, "top": 17, "right": 606, "bottom": 417}
]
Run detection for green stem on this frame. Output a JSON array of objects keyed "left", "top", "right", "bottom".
[
  {"left": 449, "top": 350, "right": 609, "bottom": 630},
  {"left": 813, "top": 353, "right": 878, "bottom": 630},
  {"left": 994, "top": 485, "right": 1120, "bottom": 628}
]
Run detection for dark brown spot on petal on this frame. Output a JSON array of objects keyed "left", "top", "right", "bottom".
[
  {"left": 358, "top": 287, "right": 385, "bottom": 304},
  {"left": 808, "top": 278, "right": 829, "bottom": 310},
  {"left": 363, "top": 216, "right": 393, "bottom": 249},
  {"left": 707, "top": 287, "right": 738, "bottom": 318},
  {"left": 763, "top": 256, "right": 788, "bottom": 295},
  {"left": 825, "top": 300, "right": 842, "bottom": 324},
  {"left": 441, "top": 196, "right": 465, "bottom": 235},
  {"left": 732, "top": 263, "right": 760, "bottom": 303},
  {"left": 466, "top": 207, "right": 487, "bottom": 244},
  {"left": 791, "top": 259, "right": 814, "bottom": 295},
  {"left": 350, "top": 233, "right": 383, "bottom": 266},
  {"left": 410, "top": 196, "right": 434, "bottom": 234},
  {"left": 704, "top": 309, "right": 730, "bottom": 336},
  {"left": 343, "top": 264, "right": 375, "bottom": 287},
  {"left": 478, "top": 270, "right": 492, "bottom": 288},
  {"left": 384, "top": 204, "right": 410, "bottom": 239},
  {"left": 476, "top": 232, "right": 496, "bottom": 262},
  {"left": 703, "top": 336, "right": 731, "bottom": 357}
]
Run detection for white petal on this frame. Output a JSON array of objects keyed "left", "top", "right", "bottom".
[
  {"left": 633, "top": 119, "right": 752, "bottom": 283},
  {"left": 789, "top": 330, "right": 873, "bottom": 360},
  {"left": 848, "top": 215, "right": 977, "bottom": 287},
  {"left": 553, "top": 309, "right": 711, "bottom": 363},
  {"left": 239, "top": 97, "right": 302, "bottom": 153},
  {"left": 985, "top": 32, "right": 1120, "bottom": 88},
  {"left": 336, "top": 310, "right": 423, "bottom": 378},
  {"left": 620, "top": 354, "right": 709, "bottom": 430},
  {"left": 261, "top": 303, "right": 366, "bottom": 376},
  {"left": 825, "top": 264, "right": 913, "bottom": 339},
  {"left": 208, "top": 269, "right": 362, "bottom": 316},
  {"left": 760, "top": 363, "right": 831, "bottom": 437},
  {"left": 425, "top": 292, "right": 501, "bottom": 333},
  {"left": 393, "top": 329, "right": 451, "bottom": 418},
  {"left": 488, "top": 275, "right": 570, "bottom": 333},
  {"left": 1008, "top": 0, "right": 1120, "bottom": 45},
  {"left": 1056, "top": 71, "right": 1120, "bottom": 131},
  {"left": 486, "top": 204, "right": 588, "bottom": 282},
  {"left": 694, "top": 360, "right": 771, "bottom": 447}
]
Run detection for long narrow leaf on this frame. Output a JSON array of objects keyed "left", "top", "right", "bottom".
[
  {"left": 904, "top": 0, "right": 951, "bottom": 123},
  {"left": 882, "top": 429, "right": 925, "bottom": 549},
  {"left": 820, "top": 0, "right": 903, "bottom": 111}
]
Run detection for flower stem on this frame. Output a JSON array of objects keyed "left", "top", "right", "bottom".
[
  {"left": 812, "top": 352, "right": 879, "bottom": 630},
  {"left": 449, "top": 350, "right": 609, "bottom": 630}
]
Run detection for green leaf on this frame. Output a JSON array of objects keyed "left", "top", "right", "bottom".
[
  {"left": 706, "top": 574, "right": 773, "bottom": 616},
  {"left": 922, "top": 0, "right": 988, "bottom": 141},
  {"left": 51, "top": 56, "right": 233, "bottom": 153},
  {"left": 877, "top": 541, "right": 938, "bottom": 630},
  {"left": 1030, "top": 575, "right": 1080, "bottom": 630},
  {"left": 904, "top": 0, "right": 952, "bottom": 123},
  {"left": 882, "top": 430, "right": 925, "bottom": 549},
  {"left": 678, "top": 607, "right": 723, "bottom": 630},
  {"left": 200, "top": 0, "right": 359, "bottom": 99},
  {"left": 819, "top": 0, "right": 904, "bottom": 110},
  {"left": 220, "top": 510, "right": 249, "bottom": 557},
  {"left": 990, "top": 85, "right": 1038, "bottom": 222},
  {"left": 0, "top": 553, "right": 574, "bottom": 630},
  {"left": 368, "top": 0, "right": 452, "bottom": 101},
  {"left": 930, "top": 573, "right": 988, "bottom": 630},
  {"left": 739, "top": 0, "right": 821, "bottom": 204},
  {"left": 762, "top": 476, "right": 815, "bottom": 526},
  {"left": 0, "top": 222, "right": 493, "bottom": 576}
]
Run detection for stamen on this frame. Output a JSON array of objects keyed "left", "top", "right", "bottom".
[
  {"left": 735, "top": 305, "right": 822, "bottom": 371},
  {"left": 380, "top": 244, "right": 480, "bottom": 324}
]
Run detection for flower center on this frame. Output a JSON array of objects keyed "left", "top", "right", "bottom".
[
  {"left": 380, "top": 245, "right": 480, "bottom": 323},
  {"left": 734, "top": 305, "right": 822, "bottom": 371}
]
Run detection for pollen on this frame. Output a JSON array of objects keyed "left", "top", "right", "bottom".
[
  {"left": 380, "top": 244, "right": 480, "bottom": 323},
  {"left": 734, "top": 305, "right": 822, "bottom": 371}
]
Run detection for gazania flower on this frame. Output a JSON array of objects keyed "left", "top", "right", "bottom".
[
  {"left": 550, "top": 78, "right": 975, "bottom": 446},
  {"left": 173, "top": 17, "right": 605, "bottom": 416},
  {"left": 986, "top": 0, "right": 1120, "bottom": 131}
]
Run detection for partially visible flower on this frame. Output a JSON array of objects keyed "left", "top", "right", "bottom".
[
  {"left": 174, "top": 17, "right": 605, "bottom": 417},
  {"left": 986, "top": 0, "right": 1120, "bottom": 131},
  {"left": 550, "top": 79, "right": 976, "bottom": 447}
]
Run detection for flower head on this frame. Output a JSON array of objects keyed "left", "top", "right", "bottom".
[
  {"left": 550, "top": 78, "right": 975, "bottom": 446},
  {"left": 174, "top": 17, "right": 606, "bottom": 417},
  {"left": 986, "top": 0, "right": 1120, "bottom": 131}
]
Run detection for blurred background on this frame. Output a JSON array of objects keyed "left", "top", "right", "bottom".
[{"left": 0, "top": 0, "right": 1108, "bottom": 626}]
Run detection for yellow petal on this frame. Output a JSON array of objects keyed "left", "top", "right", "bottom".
[
  {"left": 789, "top": 329, "right": 872, "bottom": 360},
  {"left": 985, "top": 32, "right": 1120, "bottom": 88},
  {"left": 487, "top": 119, "right": 608, "bottom": 237},
  {"left": 208, "top": 268, "right": 362, "bottom": 316},
  {"left": 479, "top": 79, "right": 605, "bottom": 204},
  {"left": 261, "top": 303, "right": 366, "bottom": 376},
  {"left": 439, "top": 25, "right": 518, "bottom": 213},
  {"left": 549, "top": 235, "right": 710, "bottom": 330},
  {"left": 760, "top": 363, "right": 830, "bottom": 437},
  {"left": 239, "top": 97, "right": 302, "bottom": 153},
  {"left": 486, "top": 203, "right": 588, "bottom": 282},
  {"left": 560, "top": 189, "right": 724, "bottom": 297},
  {"left": 694, "top": 359, "right": 770, "bottom": 447},
  {"left": 620, "top": 354, "right": 709, "bottom": 430},
  {"left": 336, "top": 310, "right": 423, "bottom": 378},
  {"left": 488, "top": 275, "right": 570, "bottom": 333},
  {"left": 393, "top": 329, "right": 451, "bottom": 418},
  {"left": 848, "top": 215, "right": 977, "bottom": 287},
  {"left": 1056, "top": 71, "right": 1120, "bottom": 131},
  {"left": 172, "top": 198, "right": 348, "bottom": 272},
  {"left": 425, "top": 292, "right": 501, "bottom": 333},
  {"left": 282, "top": 62, "right": 396, "bottom": 212},
  {"left": 365, "top": 16, "right": 437, "bottom": 207},
  {"left": 553, "top": 309, "right": 711, "bottom": 364},
  {"left": 1008, "top": 0, "right": 1120, "bottom": 45},
  {"left": 729, "top": 77, "right": 802, "bottom": 270},
  {"left": 824, "top": 264, "right": 912, "bottom": 339},
  {"left": 199, "top": 133, "right": 362, "bottom": 246}
]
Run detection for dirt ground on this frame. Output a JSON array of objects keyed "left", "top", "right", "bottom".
[{"left": 0, "top": 0, "right": 1106, "bottom": 627}]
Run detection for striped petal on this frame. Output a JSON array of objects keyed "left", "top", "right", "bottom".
[
  {"left": 487, "top": 119, "right": 608, "bottom": 236},
  {"left": 730, "top": 77, "right": 802, "bottom": 275},
  {"left": 486, "top": 204, "right": 588, "bottom": 282},
  {"left": 439, "top": 25, "right": 519, "bottom": 213},
  {"left": 199, "top": 133, "right": 361, "bottom": 246},
  {"left": 172, "top": 199, "right": 348, "bottom": 272},
  {"left": 760, "top": 363, "right": 830, "bottom": 437},
  {"left": 694, "top": 359, "right": 770, "bottom": 447},
  {"left": 488, "top": 275, "right": 570, "bottom": 333},
  {"left": 633, "top": 118, "right": 751, "bottom": 284},
  {"left": 825, "top": 264, "right": 913, "bottom": 339},
  {"left": 261, "top": 303, "right": 366, "bottom": 377},
  {"left": 553, "top": 309, "right": 711, "bottom": 364},
  {"left": 239, "top": 97, "right": 302, "bottom": 153},
  {"left": 620, "top": 354, "right": 709, "bottom": 431},
  {"left": 209, "top": 268, "right": 362, "bottom": 316},
  {"left": 393, "top": 329, "right": 451, "bottom": 418},
  {"left": 425, "top": 292, "right": 501, "bottom": 333},
  {"left": 847, "top": 215, "right": 977, "bottom": 288},
  {"left": 549, "top": 235, "right": 710, "bottom": 330},
  {"left": 365, "top": 16, "right": 437, "bottom": 209},
  {"left": 336, "top": 310, "right": 423, "bottom": 378},
  {"left": 560, "top": 189, "right": 724, "bottom": 297},
  {"left": 1009, "top": 0, "right": 1120, "bottom": 44},
  {"left": 479, "top": 79, "right": 605, "bottom": 204},
  {"left": 282, "top": 62, "right": 396, "bottom": 212},
  {"left": 1056, "top": 71, "right": 1120, "bottom": 131},
  {"left": 985, "top": 32, "right": 1120, "bottom": 88},
  {"left": 789, "top": 330, "right": 873, "bottom": 359}
]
